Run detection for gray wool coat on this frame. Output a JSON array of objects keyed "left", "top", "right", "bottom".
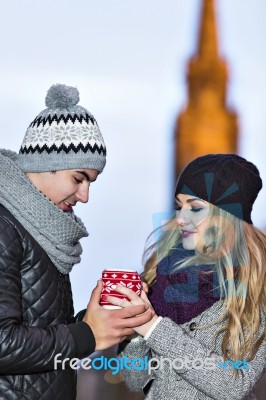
[{"left": 118, "top": 300, "right": 266, "bottom": 399}]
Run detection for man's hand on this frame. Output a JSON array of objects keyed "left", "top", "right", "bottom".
[{"left": 82, "top": 280, "right": 154, "bottom": 350}]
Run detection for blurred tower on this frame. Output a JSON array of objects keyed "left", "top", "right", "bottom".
[{"left": 174, "top": 0, "right": 238, "bottom": 178}]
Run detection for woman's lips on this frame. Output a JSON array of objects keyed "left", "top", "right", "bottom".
[{"left": 182, "top": 230, "right": 195, "bottom": 238}]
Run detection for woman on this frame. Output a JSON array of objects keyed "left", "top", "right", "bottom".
[{"left": 109, "top": 154, "right": 266, "bottom": 399}]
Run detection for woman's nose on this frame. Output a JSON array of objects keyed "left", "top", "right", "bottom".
[{"left": 176, "top": 209, "right": 189, "bottom": 226}]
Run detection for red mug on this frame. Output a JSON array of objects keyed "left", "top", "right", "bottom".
[{"left": 100, "top": 269, "right": 142, "bottom": 309}]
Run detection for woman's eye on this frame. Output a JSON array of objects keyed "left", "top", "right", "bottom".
[
  {"left": 175, "top": 205, "right": 182, "bottom": 211},
  {"left": 74, "top": 177, "right": 83, "bottom": 184},
  {"left": 191, "top": 208, "right": 203, "bottom": 213}
]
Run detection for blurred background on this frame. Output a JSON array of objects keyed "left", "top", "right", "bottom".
[{"left": 0, "top": 0, "right": 265, "bottom": 398}]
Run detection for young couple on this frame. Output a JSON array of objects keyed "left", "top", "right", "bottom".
[{"left": 0, "top": 83, "right": 265, "bottom": 399}]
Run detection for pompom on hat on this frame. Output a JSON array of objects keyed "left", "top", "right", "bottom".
[
  {"left": 15, "top": 83, "right": 106, "bottom": 173},
  {"left": 175, "top": 154, "right": 262, "bottom": 224}
]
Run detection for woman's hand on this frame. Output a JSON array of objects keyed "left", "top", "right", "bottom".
[
  {"left": 105, "top": 284, "right": 159, "bottom": 337},
  {"left": 142, "top": 281, "right": 149, "bottom": 294}
]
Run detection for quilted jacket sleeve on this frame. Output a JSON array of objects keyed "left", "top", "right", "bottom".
[
  {"left": 119, "top": 318, "right": 266, "bottom": 399},
  {"left": 0, "top": 216, "right": 95, "bottom": 374}
]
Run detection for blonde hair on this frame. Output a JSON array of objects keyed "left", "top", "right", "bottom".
[{"left": 142, "top": 206, "right": 266, "bottom": 362}]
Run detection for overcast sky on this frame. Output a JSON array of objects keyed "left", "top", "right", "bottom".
[{"left": 0, "top": 0, "right": 265, "bottom": 311}]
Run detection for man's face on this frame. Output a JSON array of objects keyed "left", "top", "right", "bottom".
[{"left": 26, "top": 168, "right": 99, "bottom": 212}]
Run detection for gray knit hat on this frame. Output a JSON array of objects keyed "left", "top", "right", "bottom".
[{"left": 15, "top": 83, "right": 106, "bottom": 173}]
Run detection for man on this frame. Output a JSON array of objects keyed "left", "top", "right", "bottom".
[{"left": 0, "top": 84, "right": 152, "bottom": 399}]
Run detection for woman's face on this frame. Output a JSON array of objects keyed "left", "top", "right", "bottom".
[{"left": 175, "top": 193, "right": 210, "bottom": 250}]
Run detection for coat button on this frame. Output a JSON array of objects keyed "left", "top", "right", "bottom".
[{"left": 189, "top": 322, "right": 196, "bottom": 331}]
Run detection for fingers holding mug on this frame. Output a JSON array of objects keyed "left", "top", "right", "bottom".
[{"left": 100, "top": 269, "right": 142, "bottom": 309}]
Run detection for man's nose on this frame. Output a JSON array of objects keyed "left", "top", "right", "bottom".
[{"left": 76, "top": 185, "right": 89, "bottom": 203}]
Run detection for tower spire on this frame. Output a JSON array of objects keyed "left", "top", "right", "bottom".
[
  {"left": 197, "top": 0, "right": 218, "bottom": 60},
  {"left": 174, "top": 0, "right": 238, "bottom": 178}
]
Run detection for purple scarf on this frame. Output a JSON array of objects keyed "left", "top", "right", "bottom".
[{"left": 148, "top": 246, "right": 220, "bottom": 324}]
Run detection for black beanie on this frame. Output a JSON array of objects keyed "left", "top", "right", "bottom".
[{"left": 175, "top": 154, "right": 262, "bottom": 224}]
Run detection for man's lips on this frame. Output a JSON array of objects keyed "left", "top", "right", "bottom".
[{"left": 62, "top": 201, "right": 75, "bottom": 212}]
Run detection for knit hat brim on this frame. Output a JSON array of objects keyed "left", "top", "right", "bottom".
[{"left": 15, "top": 150, "right": 106, "bottom": 173}]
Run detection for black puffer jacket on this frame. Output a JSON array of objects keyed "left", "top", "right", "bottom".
[{"left": 0, "top": 205, "right": 95, "bottom": 400}]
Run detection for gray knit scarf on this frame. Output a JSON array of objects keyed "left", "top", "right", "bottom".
[{"left": 0, "top": 149, "right": 88, "bottom": 274}]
